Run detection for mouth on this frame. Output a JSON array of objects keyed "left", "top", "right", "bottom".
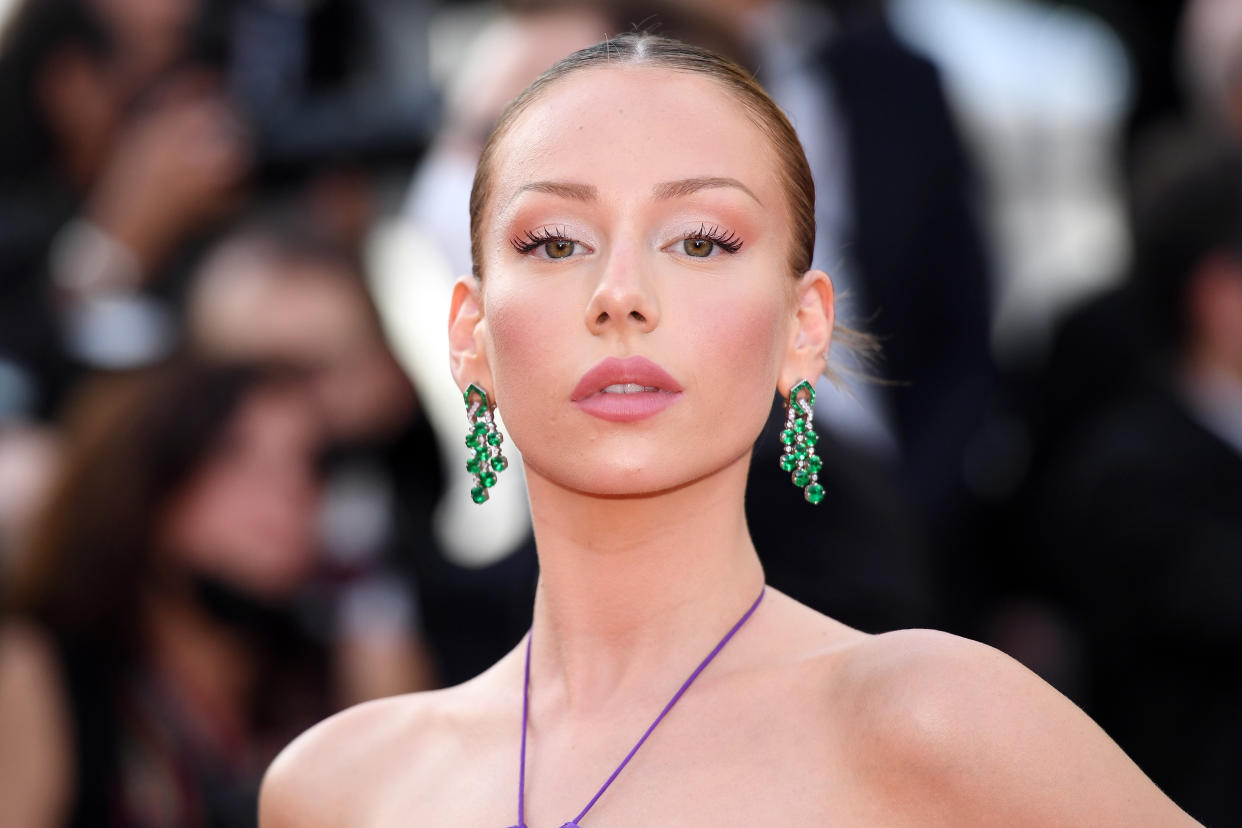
[
  {"left": 571, "top": 357, "right": 683, "bottom": 422},
  {"left": 599, "top": 383, "right": 662, "bottom": 394}
]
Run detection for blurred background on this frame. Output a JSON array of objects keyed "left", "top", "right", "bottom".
[{"left": 0, "top": 0, "right": 1239, "bottom": 825}]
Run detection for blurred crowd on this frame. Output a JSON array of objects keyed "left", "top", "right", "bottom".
[{"left": 0, "top": 0, "right": 1238, "bottom": 825}]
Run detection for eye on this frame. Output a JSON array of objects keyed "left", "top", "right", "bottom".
[
  {"left": 684, "top": 238, "right": 714, "bottom": 257},
  {"left": 545, "top": 240, "right": 576, "bottom": 259},
  {"left": 510, "top": 227, "right": 588, "bottom": 260},
  {"left": 677, "top": 224, "right": 743, "bottom": 259}
]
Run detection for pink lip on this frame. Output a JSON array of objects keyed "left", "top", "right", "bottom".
[{"left": 571, "top": 356, "right": 684, "bottom": 422}]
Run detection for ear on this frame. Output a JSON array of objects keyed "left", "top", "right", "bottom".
[
  {"left": 778, "top": 268, "right": 834, "bottom": 397},
  {"left": 448, "top": 275, "right": 493, "bottom": 395}
]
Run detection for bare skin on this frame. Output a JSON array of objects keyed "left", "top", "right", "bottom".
[
  {"left": 261, "top": 62, "right": 1197, "bottom": 826},
  {"left": 261, "top": 587, "right": 1193, "bottom": 827}
]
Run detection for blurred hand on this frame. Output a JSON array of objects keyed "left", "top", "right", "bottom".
[{"left": 87, "top": 77, "right": 252, "bottom": 276}]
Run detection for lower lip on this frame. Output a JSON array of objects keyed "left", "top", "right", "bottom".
[{"left": 574, "top": 390, "right": 681, "bottom": 422}]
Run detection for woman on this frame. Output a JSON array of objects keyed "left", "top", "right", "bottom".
[
  {"left": 0, "top": 359, "right": 330, "bottom": 827},
  {"left": 260, "top": 35, "right": 1196, "bottom": 825}
]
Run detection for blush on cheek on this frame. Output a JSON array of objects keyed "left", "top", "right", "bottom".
[
  {"left": 692, "top": 288, "right": 788, "bottom": 431},
  {"left": 481, "top": 282, "right": 578, "bottom": 448}
]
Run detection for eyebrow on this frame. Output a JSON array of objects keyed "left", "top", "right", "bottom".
[
  {"left": 653, "top": 176, "right": 762, "bottom": 205},
  {"left": 511, "top": 180, "right": 599, "bottom": 203},
  {"left": 507, "top": 176, "right": 762, "bottom": 209}
]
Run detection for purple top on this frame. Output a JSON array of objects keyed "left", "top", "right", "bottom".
[{"left": 506, "top": 585, "right": 767, "bottom": 828}]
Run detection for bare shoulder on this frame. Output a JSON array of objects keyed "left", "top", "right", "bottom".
[
  {"left": 260, "top": 693, "right": 406, "bottom": 827},
  {"left": 829, "top": 629, "right": 1199, "bottom": 826},
  {"left": 259, "top": 685, "right": 456, "bottom": 828},
  {"left": 259, "top": 653, "right": 517, "bottom": 828}
]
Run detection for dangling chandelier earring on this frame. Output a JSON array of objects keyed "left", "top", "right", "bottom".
[
  {"left": 463, "top": 383, "right": 508, "bottom": 504},
  {"left": 778, "top": 379, "right": 825, "bottom": 504}
]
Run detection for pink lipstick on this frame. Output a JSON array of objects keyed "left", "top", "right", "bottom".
[{"left": 571, "top": 356, "right": 683, "bottom": 422}]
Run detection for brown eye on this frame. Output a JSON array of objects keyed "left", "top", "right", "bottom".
[
  {"left": 545, "top": 240, "right": 576, "bottom": 259},
  {"left": 683, "top": 238, "right": 714, "bottom": 257}
]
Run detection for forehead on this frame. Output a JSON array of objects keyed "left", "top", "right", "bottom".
[{"left": 488, "top": 64, "right": 786, "bottom": 214}]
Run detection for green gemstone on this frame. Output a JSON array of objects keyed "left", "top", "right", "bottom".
[
  {"left": 793, "top": 417, "right": 806, "bottom": 434},
  {"left": 805, "top": 483, "right": 825, "bottom": 504},
  {"left": 804, "top": 429, "right": 819, "bottom": 446},
  {"left": 779, "top": 429, "right": 795, "bottom": 446},
  {"left": 807, "top": 455, "right": 822, "bottom": 473},
  {"left": 480, "top": 470, "right": 497, "bottom": 488},
  {"left": 793, "top": 469, "right": 810, "bottom": 487},
  {"left": 487, "top": 431, "right": 503, "bottom": 447},
  {"left": 794, "top": 446, "right": 808, "bottom": 461},
  {"left": 464, "top": 383, "right": 490, "bottom": 408},
  {"left": 790, "top": 379, "right": 816, "bottom": 407},
  {"left": 491, "top": 454, "right": 508, "bottom": 472},
  {"left": 466, "top": 434, "right": 481, "bottom": 450},
  {"left": 466, "top": 455, "right": 481, "bottom": 474},
  {"left": 779, "top": 454, "right": 797, "bottom": 472},
  {"left": 471, "top": 486, "right": 488, "bottom": 504},
  {"left": 472, "top": 421, "right": 488, "bottom": 435}
]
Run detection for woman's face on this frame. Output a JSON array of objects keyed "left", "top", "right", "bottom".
[
  {"left": 463, "top": 65, "right": 825, "bottom": 496},
  {"left": 158, "top": 385, "right": 323, "bottom": 598}
]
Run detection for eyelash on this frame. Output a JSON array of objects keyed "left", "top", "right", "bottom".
[
  {"left": 683, "top": 223, "right": 743, "bottom": 254},
  {"left": 508, "top": 223, "right": 745, "bottom": 255},
  {"left": 510, "top": 226, "right": 572, "bottom": 254}
]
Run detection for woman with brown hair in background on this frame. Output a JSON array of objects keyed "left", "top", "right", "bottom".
[{"left": 0, "top": 358, "right": 331, "bottom": 827}]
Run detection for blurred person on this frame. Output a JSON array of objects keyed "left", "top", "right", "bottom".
[
  {"left": 0, "top": 359, "right": 330, "bottom": 827},
  {"left": 188, "top": 228, "right": 419, "bottom": 447},
  {"left": 186, "top": 226, "right": 447, "bottom": 689},
  {"left": 262, "top": 34, "right": 1194, "bottom": 827},
  {"left": 889, "top": 0, "right": 1134, "bottom": 360},
  {"left": 1036, "top": 133, "right": 1242, "bottom": 826},
  {"left": 0, "top": 0, "right": 250, "bottom": 416},
  {"left": 882, "top": 0, "right": 1140, "bottom": 662}
]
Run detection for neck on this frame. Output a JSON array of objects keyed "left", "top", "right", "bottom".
[{"left": 523, "top": 451, "right": 766, "bottom": 718}]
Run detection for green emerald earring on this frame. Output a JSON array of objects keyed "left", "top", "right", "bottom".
[
  {"left": 778, "top": 379, "right": 825, "bottom": 505},
  {"left": 463, "top": 383, "right": 508, "bottom": 504}
]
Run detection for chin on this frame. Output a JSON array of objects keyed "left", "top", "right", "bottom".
[{"left": 529, "top": 448, "right": 730, "bottom": 499}]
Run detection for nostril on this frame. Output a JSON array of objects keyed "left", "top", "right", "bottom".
[
  {"left": 596, "top": 312, "right": 610, "bottom": 326},
  {"left": 629, "top": 311, "right": 646, "bottom": 323}
]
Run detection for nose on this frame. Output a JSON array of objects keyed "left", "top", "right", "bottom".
[{"left": 584, "top": 247, "right": 660, "bottom": 335}]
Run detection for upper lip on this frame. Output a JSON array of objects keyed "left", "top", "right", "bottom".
[{"left": 571, "top": 356, "right": 684, "bottom": 401}]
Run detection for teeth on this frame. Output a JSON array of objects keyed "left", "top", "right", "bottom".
[{"left": 601, "top": 383, "right": 659, "bottom": 394}]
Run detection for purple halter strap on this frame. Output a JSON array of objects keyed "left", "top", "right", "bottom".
[{"left": 507, "top": 585, "right": 766, "bottom": 828}]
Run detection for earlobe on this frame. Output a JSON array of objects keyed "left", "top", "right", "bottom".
[{"left": 448, "top": 276, "right": 491, "bottom": 392}]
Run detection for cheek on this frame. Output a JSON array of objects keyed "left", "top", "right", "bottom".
[
  {"left": 694, "top": 290, "right": 786, "bottom": 373},
  {"left": 481, "top": 279, "right": 582, "bottom": 438},
  {"left": 684, "top": 283, "right": 790, "bottom": 432}
]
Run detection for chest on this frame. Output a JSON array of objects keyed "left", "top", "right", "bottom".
[{"left": 361, "top": 685, "right": 878, "bottom": 828}]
